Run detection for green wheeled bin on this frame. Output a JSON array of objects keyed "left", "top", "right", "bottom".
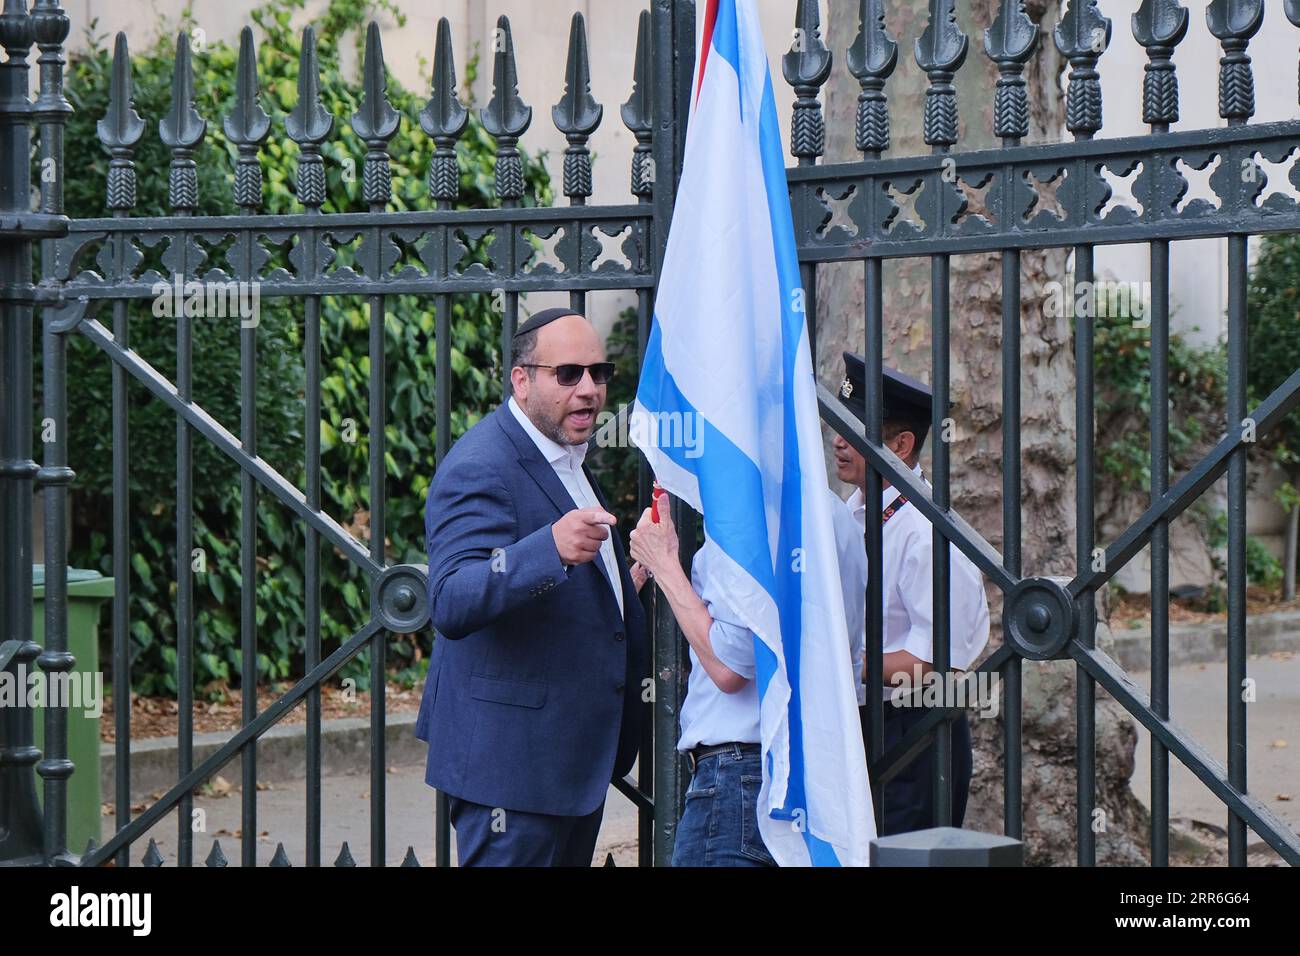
[{"left": 31, "top": 566, "right": 112, "bottom": 855}]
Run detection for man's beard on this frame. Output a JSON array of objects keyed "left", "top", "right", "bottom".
[{"left": 535, "top": 405, "right": 585, "bottom": 446}]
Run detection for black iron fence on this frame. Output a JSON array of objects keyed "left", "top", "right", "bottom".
[{"left": 1, "top": 0, "right": 1298, "bottom": 868}]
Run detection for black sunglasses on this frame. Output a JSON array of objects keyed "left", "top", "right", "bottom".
[{"left": 520, "top": 362, "right": 616, "bottom": 386}]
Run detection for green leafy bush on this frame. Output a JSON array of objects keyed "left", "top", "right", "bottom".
[
  {"left": 1091, "top": 287, "right": 1280, "bottom": 605},
  {"left": 51, "top": 0, "right": 552, "bottom": 696},
  {"left": 1093, "top": 308, "right": 1225, "bottom": 501},
  {"left": 588, "top": 305, "right": 644, "bottom": 536},
  {"left": 1202, "top": 510, "right": 1283, "bottom": 600},
  {"left": 1247, "top": 234, "right": 1300, "bottom": 468},
  {"left": 1247, "top": 233, "right": 1300, "bottom": 595}
]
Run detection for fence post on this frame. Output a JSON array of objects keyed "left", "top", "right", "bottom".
[
  {"left": 32, "top": 0, "right": 75, "bottom": 865},
  {"left": 649, "top": 0, "right": 695, "bottom": 868},
  {"left": 0, "top": 0, "right": 43, "bottom": 865}
]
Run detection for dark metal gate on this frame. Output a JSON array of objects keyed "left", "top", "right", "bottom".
[
  {"left": 0, "top": 0, "right": 695, "bottom": 867},
  {"left": 796, "top": 0, "right": 1300, "bottom": 867},
  {"left": 1, "top": 0, "right": 1298, "bottom": 868}
]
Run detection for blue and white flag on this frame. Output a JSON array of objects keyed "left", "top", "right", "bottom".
[{"left": 631, "top": 0, "right": 875, "bottom": 867}]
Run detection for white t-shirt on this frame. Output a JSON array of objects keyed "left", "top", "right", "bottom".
[{"left": 676, "top": 493, "right": 867, "bottom": 751}]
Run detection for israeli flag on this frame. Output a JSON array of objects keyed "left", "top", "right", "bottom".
[{"left": 631, "top": 0, "right": 875, "bottom": 866}]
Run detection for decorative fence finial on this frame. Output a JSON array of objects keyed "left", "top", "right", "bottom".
[
  {"left": 1207, "top": 0, "right": 1263, "bottom": 125},
  {"left": 1054, "top": 0, "right": 1111, "bottom": 139},
  {"left": 98, "top": 32, "right": 145, "bottom": 212},
  {"left": 32, "top": 0, "right": 72, "bottom": 216},
  {"left": 553, "top": 12, "right": 602, "bottom": 203},
  {"left": 159, "top": 32, "right": 206, "bottom": 213},
  {"left": 1287, "top": 1, "right": 1300, "bottom": 106},
  {"left": 915, "top": 0, "right": 968, "bottom": 150},
  {"left": 984, "top": 0, "right": 1038, "bottom": 143},
  {"left": 204, "top": 840, "right": 229, "bottom": 867},
  {"left": 621, "top": 9, "right": 653, "bottom": 199},
  {"left": 223, "top": 26, "right": 271, "bottom": 211},
  {"left": 419, "top": 17, "right": 468, "bottom": 206},
  {"left": 351, "top": 21, "right": 400, "bottom": 209},
  {"left": 846, "top": 0, "right": 898, "bottom": 157},
  {"left": 783, "top": 0, "right": 832, "bottom": 164},
  {"left": 285, "top": 25, "right": 333, "bottom": 211},
  {"left": 479, "top": 15, "right": 532, "bottom": 204},
  {"left": 1132, "top": 1, "right": 1188, "bottom": 130},
  {"left": 0, "top": 0, "right": 35, "bottom": 64},
  {"left": 141, "top": 838, "right": 164, "bottom": 867},
  {"left": 31, "top": 0, "right": 69, "bottom": 86}
]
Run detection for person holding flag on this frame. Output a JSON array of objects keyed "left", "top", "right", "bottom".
[
  {"left": 629, "top": 0, "right": 874, "bottom": 866},
  {"left": 630, "top": 488, "right": 865, "bottom": 866}
]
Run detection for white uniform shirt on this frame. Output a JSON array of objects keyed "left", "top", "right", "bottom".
[
  {"left": 508, "top": 397, "right": 623, "bottom": 618},
  {"left": 845, "top": 463, "right": 989, "bottom": 696},
  {"left": 676, "top": 494, "right": 867, "bottom": 751}
]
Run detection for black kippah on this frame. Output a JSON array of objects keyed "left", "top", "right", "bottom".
[{"left": 513, "top": 307, "right": 584, "bottom": 338}]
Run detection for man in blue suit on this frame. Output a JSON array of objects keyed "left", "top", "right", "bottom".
[{"left": 415, "top": 308, "right": 649, "bottom": 867}]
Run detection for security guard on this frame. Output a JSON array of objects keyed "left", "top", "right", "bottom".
[{"left": 831, "top": 352, "right": 989, "bottom": 834}]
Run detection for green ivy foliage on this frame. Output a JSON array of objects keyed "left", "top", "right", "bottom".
[
  {"left": 51, "top": 0, "right": 552, "bottom": 697},
  {"left": 1091, "top": 289, "right": 1280, "bottom": 600},
  {"left": 1093, "top": 307, "right": 1225, "bottom": 498},
  {"left": 1247, "top": 233, "right": 1300, "bottom": 506},
  {"left": 588, "top": 305, "right": 644, "bottom": 537}
]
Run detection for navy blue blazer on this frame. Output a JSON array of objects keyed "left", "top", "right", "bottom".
[{"left": 414, "top": 402, "right": 649, "bottom": 817}]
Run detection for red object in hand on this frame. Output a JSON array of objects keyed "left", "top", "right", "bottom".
[{"left": 651, "top": 482, "right": 666, "bottom": 524}]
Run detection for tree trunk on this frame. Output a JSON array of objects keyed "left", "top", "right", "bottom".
[{"left": 817, "top": 0, "right": 1149, "bottom": 864}]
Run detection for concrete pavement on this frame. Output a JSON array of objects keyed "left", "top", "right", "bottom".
[
  {"left": 99, "top": 654, "right": 1299, "bottom": 865},
  {"left": 102, "top": 764, "right": 645, "bottom": 867},
  {"left": 1127, "top": 652, "right": 1300, "bottom": 836}
]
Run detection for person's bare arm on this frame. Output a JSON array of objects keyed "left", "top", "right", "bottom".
[
  {"left": 883, "top": 650, "right": 932, "bottom": 685},
  {"left": 629, "top": 506, "right": 748, "bottom": 694}
]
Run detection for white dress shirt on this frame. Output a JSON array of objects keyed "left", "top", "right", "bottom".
[
  {"left": 508, "top": 397, "right": 623, "bottom": 618},
  {"left": 845, "top": 463, "right": 990, "bottom": 697},
  {"left": 676, "top": 538, "right": 762, "bottom": 752},
  {"left": 831, "top": 490, "right": 868, "bottom": 708},
  {"left": 676, "top": 493, "right": 867, "bottom": 751}
]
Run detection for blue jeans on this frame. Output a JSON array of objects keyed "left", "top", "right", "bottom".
[{"left": 671, "top": 744, "right": 776, "bottom": 867}]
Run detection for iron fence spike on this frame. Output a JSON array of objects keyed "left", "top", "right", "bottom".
[
  {"left": 1054, "top": 0, "right": 1111, "bottom": 138},
  {"left": 621, "top": 9, "right": 654, "bottom": 198},
  {"left": 1206, "top": 0, "right": 1263, "bottom": 124},
  {"left": 223, "top": 26, "right": 271, "bottom": 209},
  {"left": 915, "top": 0, "right": 968, "bottom": 149},
  {"left": 553, "top": 12, "right": 602, "bottom": 200},
  {"left": 783, "top": 0, "right": 831, "bottom": 163},
  {"left": 420, "top": 17, "right": 468, "bottom": 205},
  {"left": 984, "top": 1, "right": 1038, "bottom": 142},
  {"left": 847, "top": 0, "right": 898, "bottom": 156}
]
